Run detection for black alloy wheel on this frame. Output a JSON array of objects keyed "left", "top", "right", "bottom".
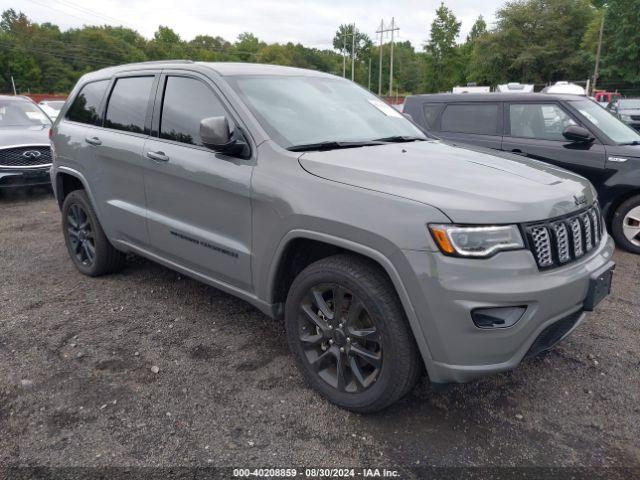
[
  {"left": 66, "top": 203, "right": 96, "bottom": 267},
  {"left": 61, "top": 189, "right": 126, "bottom": 276},
  {"left": 297, "top": 283, "right": 383, "bottom": 393}
]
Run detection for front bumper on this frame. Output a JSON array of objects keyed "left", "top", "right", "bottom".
[
  {"left": 398, "top": 233, "right": 615, "bottom": 383},
  {"left": 0, "top": 167, "right": 51, "bottom": 188}
]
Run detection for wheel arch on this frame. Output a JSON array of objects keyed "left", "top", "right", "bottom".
[
  {"left": 266, "top": 230, "right": 435, "bottom": 373},
  {"left": 604, "top": 188, "right": 640, "bottom": 229},
  {"left": 54, "top": 167, "right": 93, "bottom": 210}
]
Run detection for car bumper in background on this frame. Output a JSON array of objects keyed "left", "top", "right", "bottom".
[
  {"left": 399, "top": 234, "right": 616, "bottom": 384},
  {"left": 0, "top": 167, "right": 51, "bottom": 188}
]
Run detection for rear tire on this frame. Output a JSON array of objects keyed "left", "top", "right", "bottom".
[
  {"left": 285, "top": 254, "right": 422, "bottom": 413},
  {"left": 611, "top": 195, "right": 640, "bottom": 254},
  {"left": 61, "top": 189, "right": 126, "bottom": 276}
]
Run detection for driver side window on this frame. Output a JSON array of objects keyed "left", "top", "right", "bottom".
[
  {"left": 509, "top": 103, "right": 576, "bottom": 141},
  {"left": 160, "top": 76, "right": 228, "bottom": 146}
]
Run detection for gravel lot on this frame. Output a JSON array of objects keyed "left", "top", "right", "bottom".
[{"left": 1, "top": 189, "right": 639, "bottom": 475}]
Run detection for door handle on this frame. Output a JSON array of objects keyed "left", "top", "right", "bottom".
[
  {"left": 146, "top": 151, "right": 169, "bottom": 162},
  {"left": 85, "top": 136, "right": 102, "bottom": 146}
]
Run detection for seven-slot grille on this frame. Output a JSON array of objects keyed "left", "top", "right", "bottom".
[
  {"left": 0, "top": 146, "right": 52, "bottom": 168},
  {"left": 525, "top": 204, "right": 603, "bottom": 269}
]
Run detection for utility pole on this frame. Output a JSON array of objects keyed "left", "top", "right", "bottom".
[
  {"left": 376, "top": 19, "right": 384, "bottom": 96},
  {"left": 376, "top": 18, "right": 399, "bottom": 97},
  {"left": 11, "top": 75, "right": 16, "bottom": 95},
  {"left": 388, "top": 17, "right": 399, "bottom": 97},
  {"left": 351, "top": 24, "right": 356, "bottom": 81},
  {"left": 592, "top": 10, "right": 605, "bottom": 95},
  {"left": 342, "top": 34, "right": 347, "bottom": 78},
  {"left": 340, "top": 26, "right": 357, "bottom": 80},
  {"left": 368, "top": 57, "right": 372, "bottom": 91}
]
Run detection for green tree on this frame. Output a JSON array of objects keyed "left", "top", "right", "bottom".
[
  {"left": 423, "top": 2, "right": 462, "bottom": 92},
  {"left": 470, "top": 0, "right": 595, "bottom": 86},
  {"left": 599, "top": 0, "right": 640, "bottom": 82}
]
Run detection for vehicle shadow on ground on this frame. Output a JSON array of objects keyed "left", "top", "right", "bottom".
[{"left": 0, "top": 186, "right": 54, "bottom": 204}]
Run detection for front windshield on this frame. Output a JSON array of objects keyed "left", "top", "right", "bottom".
[
  {"left": 0, "top": 99, "right": 51, "bottom": 127},
  {"left": 228, "top": 75, "right": 426, "bottom": 148},
  {"left": 571, "top": 99, "right": 640, "bottom": 144},
  {"left": 619, "top": 99, "right": 640, "bottom": 110}
]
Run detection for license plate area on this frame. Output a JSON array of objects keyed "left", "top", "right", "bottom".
[{"left": 583, "top": 262, "right": 615, "bottom": 311}]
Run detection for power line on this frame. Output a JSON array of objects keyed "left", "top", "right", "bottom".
[{"left": 51, "top": 0, "right": 136, "bottom": 29}]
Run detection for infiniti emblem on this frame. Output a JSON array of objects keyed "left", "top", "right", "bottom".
[
  {"left": 574, "top": 194, "right": 587, "bottom": 206},
  {"left": 22, "top": 150, "right": 42, "bottom": 159}
]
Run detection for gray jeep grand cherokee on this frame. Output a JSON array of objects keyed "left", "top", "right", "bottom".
[{"left": 51, "top": 61, "right": 615, "bottom": 412}]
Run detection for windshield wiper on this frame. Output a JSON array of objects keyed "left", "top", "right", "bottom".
[
  {"left": 619, "top": 140, "right": 640, "bottom": 146},
  {"left": 372, "top": 135, "right": 426, "bottom": 143},
  {"left": 287, "top": 140, "right": 385, "bottom": 152}
]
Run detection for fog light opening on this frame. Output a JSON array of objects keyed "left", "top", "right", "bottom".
[{"left": 472, "top": 306, "right": 527, "bottom": 329}]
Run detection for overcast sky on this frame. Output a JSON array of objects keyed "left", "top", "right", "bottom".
[{"left": 13, "top": 0, "right": 505, "bottom": 49}]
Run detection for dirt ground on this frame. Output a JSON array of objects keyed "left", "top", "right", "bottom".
[{"left": 1, "top": 188, "right": 639, "bottom": 477}]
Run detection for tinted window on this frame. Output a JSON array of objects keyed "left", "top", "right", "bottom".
[
  {"left": 509, "top": 104, "right": 576, "bottom": 141},
  {"left": 160, "top": 76, "right": 227, "bottom": 146},
  {"left": 105, "top": 76, "right": 154, "bottom": 134},
  {"left": 441, "top": 104, "right": 499, "bottom": 134},
  {"left": 422, "top": 103, "right": 444, "bottom": 129},
  {"left": 66, "top": 80, "right": 108, "bottom": 126}
]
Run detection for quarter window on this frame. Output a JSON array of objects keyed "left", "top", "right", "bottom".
[
  {"left": 160, "top": 76, "right": 227, "bottom": 146},
  {"left": 440, "top": 103, "right": 500, "bottom": 135},
  {"left": 66, "top": 80, "right": 109, "bottom": 126},
  {"left": 509, "top": 104, "right": 576, "bottom": 141},
  {"left": 104, "top": 76, "right": 154, "bottom": 134},
  {"left": 422, "top": 103, "right": 444, "bottom": 130}
]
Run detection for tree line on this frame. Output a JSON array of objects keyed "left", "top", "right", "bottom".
[{"left": 1, "top": 0, "right": 638, "bottom": 96}]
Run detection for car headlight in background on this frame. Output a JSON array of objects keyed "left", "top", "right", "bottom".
[
  {"left": 620, "top": 114, "right": 633, "bottom": 122},
  {"left": 429, "top": 224, "right": 524, "bottom": 258}
]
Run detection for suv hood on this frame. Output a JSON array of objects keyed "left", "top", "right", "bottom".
[
  {"left": 0, "top": 125, "right": 50, "bottom": 147},
  {"left": 299, "top": 140, "right": 595, "bottom": 224}
]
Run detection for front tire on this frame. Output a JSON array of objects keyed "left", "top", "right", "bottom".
[
  {"left": 611, "top": 195, "right": 640, "bottom": 254},
  {"left": 61, "top": 189, "right": 126, "bottom": 276},
  {"left": 285, "top": 254, "right": 422, "bottom": 413}
]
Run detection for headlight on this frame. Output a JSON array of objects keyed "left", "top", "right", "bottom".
[
  {"left": 429, "top": 224, "right": 524, "bottom": 258},
  {"left": 620, "top": 114, "right": 633, "bottom": 122}
]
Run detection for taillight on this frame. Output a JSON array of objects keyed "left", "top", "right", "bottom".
[{"left": 48, "top": 128, "right": 53, "bottom": 139}]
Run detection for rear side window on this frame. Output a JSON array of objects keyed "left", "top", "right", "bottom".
[
  {"left": 159, "top": 76, "right": 227, "bottom": 146},
  {"left": 422, "top": 103, "right": 445, "bottom": 129},
  {"left": 66, "top": 80, "right": 109, "bottom": 126},
  {"left": 441, "top": 103, "right": 500, "bottom": 134},
  {"left": 105, "top": 76, "right": 154, "bottom": 134}
]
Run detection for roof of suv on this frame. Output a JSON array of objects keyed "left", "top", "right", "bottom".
[
  {"left": 406, "top": 92, "right": 587, "bottom": 103},
  {"left": 82, "top": 60, "right": 334, "bottom": 80}
]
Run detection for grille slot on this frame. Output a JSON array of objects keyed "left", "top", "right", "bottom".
[
  {"left": 525, "top": 205, "right": 603, "bottom": 270},
  {"left": 0, "top": 146, "right": 52, "bottom": 168}
]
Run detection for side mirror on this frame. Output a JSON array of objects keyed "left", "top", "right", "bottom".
[
  {"left": 200, "top": 116, "right": 249, "bottom": 158},
  {"left": 563, "top": 125, "right": 594, "bottom": 143}
]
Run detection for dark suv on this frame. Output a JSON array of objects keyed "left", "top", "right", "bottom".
[{"left": 404, "top": 93, "right": 640, "bottom": 253}]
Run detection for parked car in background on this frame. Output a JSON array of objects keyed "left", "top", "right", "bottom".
[
  {"left": 0, "top": 95, "right": 52, "bottom": 189},
  {"left": 607, "top": 98, "right": 640, "bottom": 132},
  {"left": 404, "top": 92, "right": 640, "bottom": 253},
  {"left": 594, "top": 90, "right": 621, "bottom": 106},
  {"left": 50, "top": 61, "right": 615, "bottom": 412},
  {"left": 39, "top": 100, "right": 65, "bottom": 120}
]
